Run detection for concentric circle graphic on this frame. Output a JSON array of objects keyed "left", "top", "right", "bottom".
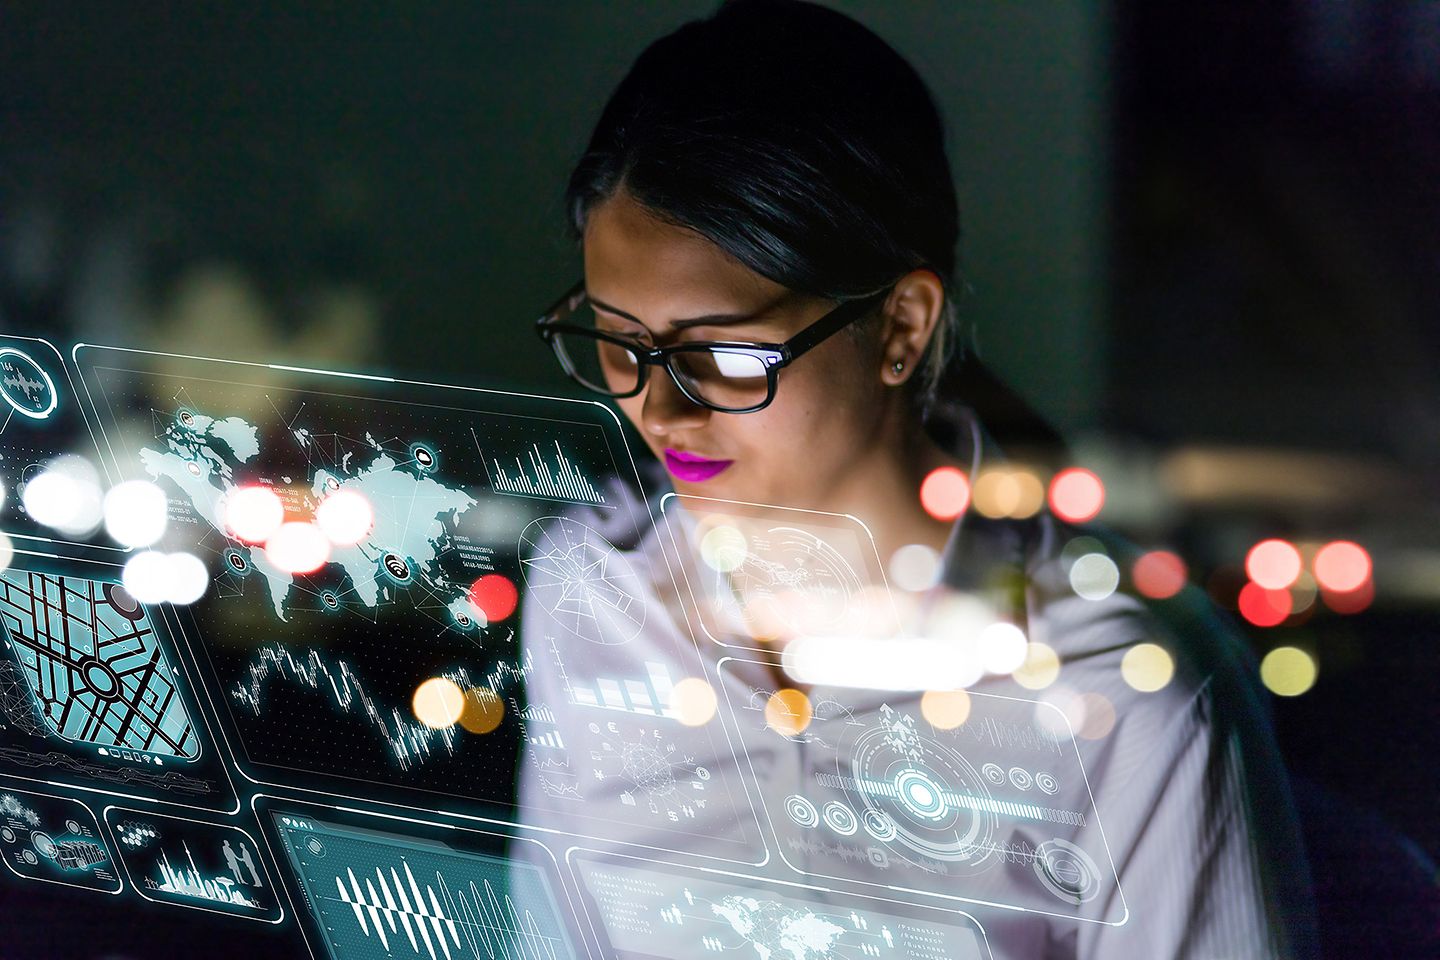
[
  {"left": 822, "top": 801, "right": 859, "bottom": 836},
  {"left": 1033, "top": 838, "right": 1103, "bottom": 903},
  {"left": 785, "top": 794, "right": 819, "bottom": 829}
]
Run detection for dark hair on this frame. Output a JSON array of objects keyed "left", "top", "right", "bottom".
[{"left": 564, "top": 0, "right": 964, "bottom": 402}]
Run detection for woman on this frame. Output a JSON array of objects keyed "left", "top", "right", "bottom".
[{"left": 519, "top": 2, "right": 1317, "bottom": 956}]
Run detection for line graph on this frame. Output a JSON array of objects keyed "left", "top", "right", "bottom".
[{"left": 275, "top": 815, "right": 576, "bottom": 960}]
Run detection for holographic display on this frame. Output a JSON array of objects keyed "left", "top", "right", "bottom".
[
  {"left": 271, "top": 809, "right": 578, "bottom": 960},
  {"left": 105, "top": 806, "right": 283, "bottom": 922},
  {"left": 571, "top": 851, "right": 992, "bottom": 960},
  {"left": 721, "top": 658, "right": 1126, "bottom": 923},
  {"left": 74, "top": 347, "right": 757, "bottom": 856},
  {"left": 0, "top": 788, "right": 121, "bottom": 893}
]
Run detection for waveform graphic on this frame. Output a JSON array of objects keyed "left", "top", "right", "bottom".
[
  {"left": 335, "top": 860, "right": 566, "bottom": 960},
  {"left": 2, "top": 369, "right": 45, "bottom": 402},
  {"left": 488, "top": 441, "right": 606, "bottom": 506},
  {"left": 963, "top": 717, "right": 1063, "bottom": 756},
  {"left": 231, "top": 645, "right": 462, "bottom": 770}
]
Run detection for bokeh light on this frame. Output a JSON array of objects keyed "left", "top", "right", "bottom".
[
  {"left": 1035, "top": 685, "right": 1085, "bottom": 740},
  {"left": 671, "top": 677, "right": 719, "bottom": 727},
  {"left": 1313, "top": 540, "right": 1371, "bottom": 593},
  {"left": 224, "top": 485, "right": 285, "bottom": 543},
  {"left": 919, "top": 466, "right": 970, "bottom": 521},
  {"left": 1260, "top": 646, "right": 1318, "bottom": 697},
  {"left": 973, "top": 466, "right": 1045, "bottom": 520},
  {"left": 700, "top": 523, "right": 748, "bottom": 573},
  {"left": 889, "top": 543, "right": 941, "bottom": 592},
  {"left": 1238, "top": 582, "right": 1292, "bottom": 627},
  {"left": 412, "top": 677, "right": 466, "bottom": 729},
  {"left": 764, "top": 688, "right": 813, "bottom": 737},
  {"left": 264, "top": 521, "right": 332, "bottom": 574},
  {"left": 1245, "top": 539, "right": 1302, "bottom": 590},
  {"left": 1069, "top": 553, "right": 1120, "bottom": 601},
  {"left": 1077, "top": 692, "right": 1117, "bottom": 740},
  {"left": 468, "top": 574, "right": 518, "bottom": 623},
  {"left": 0, "top": 532, "right": 12, "bottom": 574},
  {"left": 978, "top": 622, "right": 1028, "bottom": 675},
  {"left": 1121, "top": 643, "right": 1174, "bottom": 692},
  {"left": 920, "top": 689, "right": 971, "bottom": 730},
  {"left": 315, "top": 489, "right": 374, "bottom": 546},
  {"left": 22, "top": 457, "right": 104, "bottom": 535},
  {"left": 1322, "top": 577, "right": 1375, "bottom": 615},
  {"left": 166, "top": 552, "right": 209, "bottom": 605},
  {"left": 102, "top": 480, "right": 169, "bottom": 548},
  {"left": 459, "top": 687, "right": 505, "bottom": 734},
  {"left": 1048, "top": 467, "right": 1105, "bottom": 523},
  {"left": 1011, "top": 642, "right": 1061, "bottom": 690},
  {"left": 1132, "top": 550, "right": 1188, "bottom": 600},
  {"left": 122, "top": 551, "right": 172, "bottom": 604}
]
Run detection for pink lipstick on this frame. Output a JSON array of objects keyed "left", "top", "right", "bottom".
[{"left": 664, "top": 447, "right": 734, "bottom": 483}]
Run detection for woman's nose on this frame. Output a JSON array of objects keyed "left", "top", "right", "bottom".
[{"left": 640, "top": 366, "right": 711, "bottom": 436}]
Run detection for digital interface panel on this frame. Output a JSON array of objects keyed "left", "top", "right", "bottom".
[
  {"left": 0, "top": 335, "right": 119, "bottom": 562},
  {"left": 0, "top": 787, "right": 121, "bottom": 894},
  {"left": 73, "top": 347, "right": 761, "bottom": 858},
  {"left": 0, "top": 561, "right": 235, "bottom": 811},
  {"left": 718, "top": 657, "right": 1126, "bottom": 924},
  {"left": 270, "top": 808, "right": 578, "bottom": 960},
  {"left": 570, "top": 851, "right": 991, "bottom": 960}
]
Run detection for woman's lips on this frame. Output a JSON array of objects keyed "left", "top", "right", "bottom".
[{"left": 664, "top": 448, "right": 734, "bottom": 483}]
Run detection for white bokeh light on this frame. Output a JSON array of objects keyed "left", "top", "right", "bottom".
[
  {"left": 0, "top": 532, "right": 13, "bottom": 574},
  {"left": 103, "top": 480, "right": 169, "bottom": 548},
  {"left": 167, "top": 552, "right": 209, "bottom": 605},
  {"left": 315, "top": 489, "right": 373, "bottom": 546},
  {"left": 122, "top": 551, "right": 172, "bottom": 604},
  {"left": 222, "top": 485, "right": 285, "bottom": 543},
  {"left": 888, "top": 543, "right": 941, "bottom": 592},
  {"left": 1069, "top": 552, "right": 1120, "bottom": 601},
  {"left": 979, "top": 621, "right": 1029, "bottom": 675},
  {"left": 22, "top": 456, "right": 104, "bottom": 535},
  {"left": 265, "top": 521, "right": 331, "bottom": 574}
]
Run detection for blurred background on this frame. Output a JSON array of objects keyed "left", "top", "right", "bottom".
[{"left": 2, "top": 1, "right": 1437, "bottom": 955}]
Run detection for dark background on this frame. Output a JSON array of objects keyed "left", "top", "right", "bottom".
[{"left": 2, "top": 2, "right": 1437, "bottom": 956}]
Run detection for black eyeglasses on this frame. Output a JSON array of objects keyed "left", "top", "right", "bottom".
[{"left": 535, "top": 281, "right": 890, "bottom": 414}]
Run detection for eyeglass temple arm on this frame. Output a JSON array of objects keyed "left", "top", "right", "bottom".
[
  {"left": 781, "top": 291, "right": 889, "bottom": 361},
  {"left": 537, "top": 281, "right": 588, "bottom": 327}
]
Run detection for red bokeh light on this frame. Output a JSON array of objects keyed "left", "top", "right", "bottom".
[
  {"left": 1238, "top": 582, "right": 1293, "bottom": 627},
  {"left": 468, "top": 574, "right": 519, "bottom": 624},
  {"left": 1245, "top": 539, "right": 1302, "bottom": 590},
  {"left": 919, "top": 467, "right": 970, "bottom": 521},
  {"left": 1048, "top": 467, "right": 1105, "bottom": 523},
  {"left": 1132, "top": 550, "right": 1188, "bottom": 600},
  {"left": 1322, "top": 578, "right": 1375, "bottom": 615},
  {"left": 1313, "top": 541, "right": 1371, "bottom": 593}
]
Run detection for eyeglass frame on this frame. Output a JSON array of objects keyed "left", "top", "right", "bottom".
[{"left": 534, "top": 280, "right": 892, "bottom": 414}]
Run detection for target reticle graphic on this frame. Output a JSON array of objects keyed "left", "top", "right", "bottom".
[
  {"left": 844, "top": 705, "right": 997, "bottom": 871},
  {"left": 725, "top": 526, "right": 863, "bottom": 634},
  {"left": 519, "top": 517, "right": 646, "bottom": 645}
]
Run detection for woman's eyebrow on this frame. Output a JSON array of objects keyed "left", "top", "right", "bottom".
[{"left": 588, "top": 296, "right": 762, "bottom": 331}]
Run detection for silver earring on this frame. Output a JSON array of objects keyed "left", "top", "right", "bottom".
[{"left": 891, "top": 359, "right": 905, "bottom": 376}]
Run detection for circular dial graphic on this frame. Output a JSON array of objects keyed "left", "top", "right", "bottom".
[{"left": 519, "top": 517, "right": 646, "bottom": 644}]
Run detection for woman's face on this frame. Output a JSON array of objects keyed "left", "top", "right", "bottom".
[{"left": 581, "top": 189, "right": 898, "bottom": 511}]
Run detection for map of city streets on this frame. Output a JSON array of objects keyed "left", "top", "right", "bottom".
[{"left": 0, "top": 571, "right": 199, "bottom": 760}]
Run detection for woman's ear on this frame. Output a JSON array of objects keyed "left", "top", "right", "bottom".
[{"left": 878, "top": 269, "right": 945, "bottom": 386}]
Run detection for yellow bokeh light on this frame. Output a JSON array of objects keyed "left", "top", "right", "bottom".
[
  {"left": 920, "top": 690, "right": 971, "bottom": 730},
  {"left": 671, "top": 677, "right": 719, "bottom": 727},
  {"left": 973, "top": 467, "right": 1044, "bottom": 519},
  {"left": 459, "top": 687, "right": 505, "bottom": 734},
  {"left": 1260, "top": 646, "right": 1318, "bottom": 697},
  {"left": 1121, "top": 643, "right": 1175, "bottom": 693},
  {"left": 412, "top": 677, "right": 465, "bottom": 729},
  {"left": 1011, "top": 642, "right": 1061, "bottom": 690},
  {"left": 764, "top": 688, "right": 813, "bottom": 737}
]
